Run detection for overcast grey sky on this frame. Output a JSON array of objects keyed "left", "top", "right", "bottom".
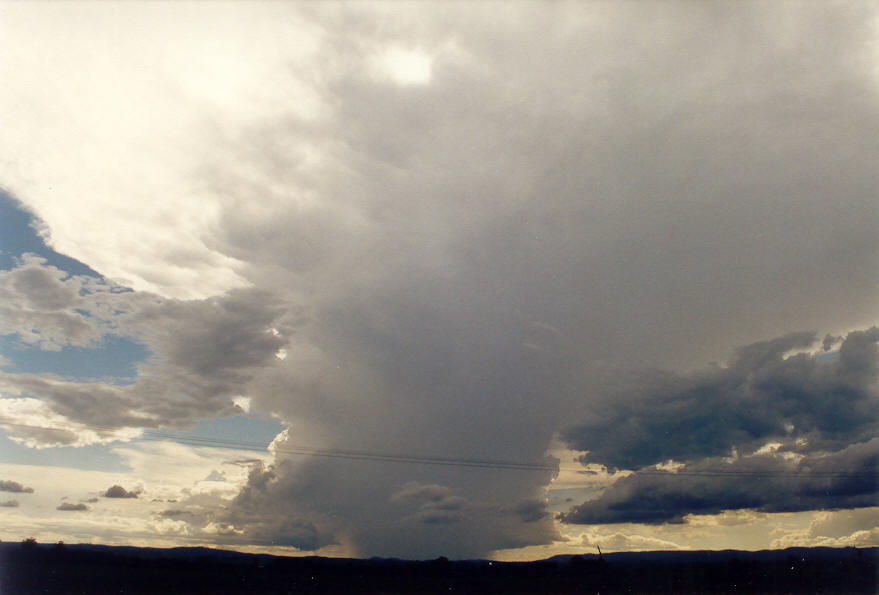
[{"left": 0, "top": 2, "right": 877, "bottom": 558}]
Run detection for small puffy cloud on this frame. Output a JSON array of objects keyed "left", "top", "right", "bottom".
[
  {"left": 147, "top": 517, "right": 190, "bottom": 536},
  {"left": 103, "top": 484, "right": 139, "bottom": 498},
  {"left": 0, "top": 499, "right": 19, "bottom": 507},
  {"left": 0, "top": 479, "right": 34, "bottom": 493},
  {"left": 57, "top": 502, "right": 89, "bottom": 511}
]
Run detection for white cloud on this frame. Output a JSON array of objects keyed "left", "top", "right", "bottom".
[
  {"left": 0, "top": 3, "right": 323, "bottom": 299},
  {"left": 0, "top": 396, "right": 142, "bottom": 448},
  {"left": 0, "top": 441, "right": 271, "bottom": 546},
  {"left": 0, "top": 256, "right": 287, "bottom": 446},
  {"left": 771, "top": 508, "right": 879, "bottom": 549}
]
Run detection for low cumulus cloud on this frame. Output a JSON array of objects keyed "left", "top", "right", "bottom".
[
  {"left": 103, "top": 485, "right": 140, "bottom": 499},
  {"left": 0, "top": 480, "right": 34, "bottom": 493},
  {"left": 0, "top": 256, "right": 287, "bottom": 446},
  {"left": 771, "top": 508, "right": 879, "bottom": 549},
  {"left": 57, "top": 502, "right": 89, "bottom": 511},
  {"left": 0, "top": 499, "right": 19, "bottom": 507}
]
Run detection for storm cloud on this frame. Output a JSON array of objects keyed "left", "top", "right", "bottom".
[{"left": 1, "top": 2, "right": 878, "bottom": 557}]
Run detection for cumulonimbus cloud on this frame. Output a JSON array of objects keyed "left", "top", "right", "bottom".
[{"left": 1, "top": 2, "right": 878, "bottom": 557}]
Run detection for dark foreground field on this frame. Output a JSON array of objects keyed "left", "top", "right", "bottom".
[{"left": 1, "top": 541, "right": 875, "bottom": 594}]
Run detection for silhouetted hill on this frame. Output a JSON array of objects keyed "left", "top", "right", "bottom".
[{"left": 0, "top": 540, "right": 875, "bottom": 594}]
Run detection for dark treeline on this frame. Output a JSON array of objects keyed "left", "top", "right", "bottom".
[{"left": 1, "top": 541, "right": 875, "bottom": 594}]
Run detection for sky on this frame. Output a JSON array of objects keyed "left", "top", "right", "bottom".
[{"left": 0, "top": 1, "right": 877, "bottom": 560}]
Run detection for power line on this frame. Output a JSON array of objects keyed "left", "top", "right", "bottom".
[{"left": 0, "top": 417, "right": 874, "bottom": 478}]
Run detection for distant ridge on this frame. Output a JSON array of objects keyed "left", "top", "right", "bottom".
[{"left": 2, "top": 541, "right": 875, "bottom": 594}]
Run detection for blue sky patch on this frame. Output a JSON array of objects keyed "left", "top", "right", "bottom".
[
  {"left": 0, "top": 334, "right": 149, "bottom": 382},
  {"left": 0, "top": 190, "right": 99, "bottom": 276}
]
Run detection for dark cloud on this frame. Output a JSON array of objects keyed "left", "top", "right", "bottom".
[
  {"left": 511, "top": 499, "right": 550, "bottom": 523},
  {"left": 562, "top": 328, "right": 879, "bottom": 471},
  {"left": 103, "top": 485, "right": 139, "bottom": 499},
  {"left": 200, "top": 461, "right": 335, "bottom": 552},
  {"left": 561, "top": 328, "right": 879, "bottom": 525},
  {"left": 0, "top": 499, "right": 19, "bottom": 507},
  {"left": 563, "top": 438, "right": 879, "bottom": 525},
  {"left": 56, "top": 502, "right": 88, "bottom": 511},
  {"left": 823, "top": 334, "right": 842, "bottom": 352},
  {"left": 0, "top": 480, "right": 34, "bottom": 493}
]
